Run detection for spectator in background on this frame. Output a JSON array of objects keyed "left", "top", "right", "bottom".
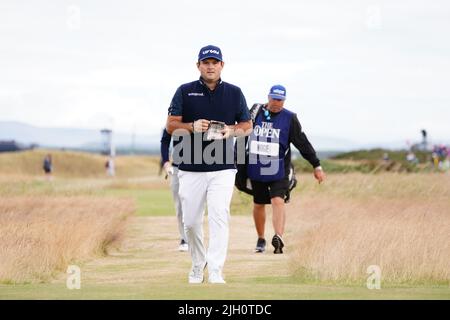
[
  {"left": 105, "top": 156, "right": 115, "bottom": 177},
  {"left": 43, "top": 154, "right": 53, "bottom": 180},
  {"left": 406, "top": 151, "right": 418, "bottom": 164},
  {"left": 432, "top": 151, "right": 439, "bottom": 168},
  {"left": 444, "top": 148, "right": 450, "bottom": 171},
  {"left": 431, "top": 144, "right": 448, "bottom": 169}
]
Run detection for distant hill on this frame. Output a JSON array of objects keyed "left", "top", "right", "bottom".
[
  {"left": 293, "top": 148, "right": 438, "bottom": 174},
  {"left": 0, "top": 121, "right": 161, "bottom": 153},
  {"left": 0, "top": 149, "right": 160, "bottom": 178},
  {"left": 1, "top": 121, "right": 361, "bottom": 152},
  {"left": 3, "top": 121, "right": 441, "bottom": 153}
]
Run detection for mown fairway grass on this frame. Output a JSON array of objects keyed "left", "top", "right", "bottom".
[
  {"left": 1, "top": 280, "right": 448, "bottom": 300},
  {"left": 104, "top": 189, "right": 175, "bottom": 216}
]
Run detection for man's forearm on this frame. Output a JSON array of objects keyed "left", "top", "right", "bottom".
[
  {"left": 229, "top": 120, "right": 252, "bottom": 137},
  {"left": 167, "top": 117, "right": 252, "bottom": 137},
  {"left": 166, "top": 116, "right": 193, "bottom": 135}
]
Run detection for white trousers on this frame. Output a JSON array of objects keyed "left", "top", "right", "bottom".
[
  {"left": 170, "top": 167, "right": 187, "bottom": 242},
  {"left": 178, "top": 169, "right": 236, "bottom": 273}
]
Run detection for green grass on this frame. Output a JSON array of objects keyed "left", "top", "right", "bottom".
[
  {"left": 0, "top": 279, "right": 448, "bottom": 300},
  {"left": 100, "top": 187, "right": 253, "bottom": 217},
  {"left": 103, "top": 189, "right": 175, "bottom": 216},
  {"left": 230, "top": 190, "right": 253, "bottom": 215}
]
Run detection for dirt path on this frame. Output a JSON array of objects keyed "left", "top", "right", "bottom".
[{"left": 55, "top": 215, "right": 292, "bottom": 286}]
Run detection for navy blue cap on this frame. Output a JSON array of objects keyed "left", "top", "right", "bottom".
[
  {"left": 268, "top": 85, "right": 286, "bottom": 100},
  {"left": 198, "top": 45, "right": 223, "bottom": 62}
]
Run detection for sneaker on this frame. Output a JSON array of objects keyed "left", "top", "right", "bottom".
[
  {"left": 188, "top": 262, "right": 207, "bottom": 284},
  {"left": 208, "top": 270, "right": 226, "bottom": 284},
  {"left": 271, "top": 234, "right": 284, "bottom": 254},
  {"left": 255, "top": 238, "right": 266, "bottom": 253},
  {"left": 178, "top": 239, "right": 188, "bottom": 252}
]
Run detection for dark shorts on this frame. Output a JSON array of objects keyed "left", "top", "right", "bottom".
[{"left": 250, "top": 178, "right": 289, "bottom": 205}]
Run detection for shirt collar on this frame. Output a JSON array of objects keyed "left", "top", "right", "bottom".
[{"left": 198, "top": 77, "right": 223, "bottom": 88}]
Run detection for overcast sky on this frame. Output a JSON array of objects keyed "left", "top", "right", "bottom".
[{"left": 1, "top": 0, "right": 449, "bottom": 147}]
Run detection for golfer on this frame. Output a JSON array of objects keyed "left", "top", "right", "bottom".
[{"left": 166, "top": 45, "right": 252, "bottom": 284}]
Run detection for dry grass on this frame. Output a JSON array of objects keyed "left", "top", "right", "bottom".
[
  {"left": 0, "top": 196, "right": 135, "bottom": 284},
  {"left": 288, "top": 173, "right": 450, "bottom": 285}
]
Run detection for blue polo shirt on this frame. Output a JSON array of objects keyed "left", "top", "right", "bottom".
[{"left": 168, "top": 78, "right": 250, "bottom": 172}]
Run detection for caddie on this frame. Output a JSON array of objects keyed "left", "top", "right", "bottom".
[{"left": 247, "top": 85, "right": 326, "bottom": 254}]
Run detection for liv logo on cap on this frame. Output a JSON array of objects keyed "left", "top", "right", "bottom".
[
  {"left": 198, "top": 45, "right": 223, "bottom": 62},
  {"left": 268, "top": 85, "right": 286, "bottom": 100}
]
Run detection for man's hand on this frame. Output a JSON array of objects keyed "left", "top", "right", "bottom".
[
  {"left": 193, "top": 119, "right": 210, "bottom": 133},
  {"left": 314, "top": 166, "right": 326, "bottom": 184},
  {"left": 163, "top": 161, "right": 174, "bottom": 179},
  {"left": 221, "top": 125, "right": 232, "bottom": 139}
]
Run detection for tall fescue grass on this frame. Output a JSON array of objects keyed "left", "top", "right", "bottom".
[
  {"left": 0, "top": 196, "right": 135, "bottom": 283},
  {"left": 289, "top": 173, "right": 450, "bottom": 285}
]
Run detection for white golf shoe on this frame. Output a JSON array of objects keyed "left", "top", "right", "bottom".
[
  {"left": 188, "top": 263, "right": 206, "bottom": 284},
  {"left": 208, "top": 271, "right": 226, "bottom": 284}
]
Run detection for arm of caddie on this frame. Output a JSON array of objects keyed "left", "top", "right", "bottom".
[{"left": 313, "top": 166, "right": 326, "bottom": 184}]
